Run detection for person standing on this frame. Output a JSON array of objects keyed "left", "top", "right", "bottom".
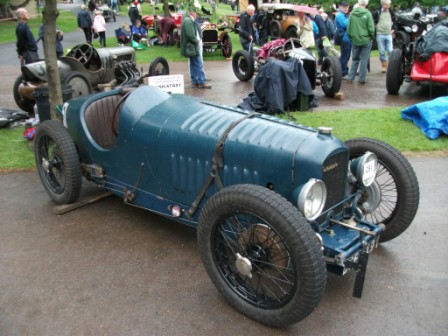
[
  {"left": 180, "top": 7, "right": 211, "bottom": 89},
  {"left": 335, "top": 2, "right": 351, "bottom": 78},
  {"left": 295, "top": 11, "right": 315, "bottom": 50},
  {"left": 128, "top": 1, "right": 140, "bottom": 26},
  {"left": 78, "top": 4, "right": 93, "bottom": 44},
  {"left": 111, "top": 0, "right": 118, "bottom": 16},
  {"left": 347, "top": 0, "right": 374, "bottom": 84},
  {"left": 37, "top": 24, "right": 64, "bottom": 59},
  {"left": 373, "top": 0, "right": 395, "bottom": 73},
  {"left": 238, "top": 4, "right": 255, "bottom": 54},
  {"left": 15, "top": 8, "right": 39, "bottom": 65},
  {"left": 312, "top": 11, "right": 328, "bottom": 65},
  {"left": 92, "top": 10, "right": 107, "bottom": 47}
]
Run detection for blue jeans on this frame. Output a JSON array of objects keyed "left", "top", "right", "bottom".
[
  {"left": 376, "top": 34, "right": 393, "bottom": 62},
  {"left": 188, "top": 51, "right": 206, "bottom": 85},
  {"left": 348, "top": 42, "right": 371, "bottom": 83},
  {"left": 339, "top": 40, "right": 351, "bottom": 76}
]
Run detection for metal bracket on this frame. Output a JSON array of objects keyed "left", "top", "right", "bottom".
[{"left": 345, "top": 251, "right": 369, "bottom": 299}]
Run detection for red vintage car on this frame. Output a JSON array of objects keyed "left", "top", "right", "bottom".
[
  {"left": 386, "top": 22, "right": 448, "bottom": 94},
  {"left": 142, "top": 12, "right": 183, "bottom": 31}
]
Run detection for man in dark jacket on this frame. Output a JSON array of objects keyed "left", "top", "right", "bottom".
[
  {"left": 372, "top": 0, "right": 396, "bottom": 73},
  {"left": 312, "top": 12, "right": 328, "bottom": 65},
  {"left": 128, "top": 1, "right": 140, "bottom": 26},
  {"left": 239, "top": 4, "right": 255, "bottom": 54},
  {"left": 15, "top": 8, "right": 39, "bottom": 65},
  {"left": 77, "top": 5, "right": 93, "bottom": 44}
]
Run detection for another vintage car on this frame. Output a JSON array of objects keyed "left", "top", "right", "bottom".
[
  {"left": 34, "top": 85, "right": 419, "bottom": 327},
  {"left": 386, "top": 21, "right": 448, "bottom": 94},
  {"left": 393, "top": 11, "right": 433, "bottom": 48},
  {"left": 232, "top": 38, "right": 342, "bottom": 97},
  {"left": 13, "top": 44, "right": 169, "bottom": 114},
  {"left": 200, "top": 20, "right": 233, "bottom": 57},
  {"left": 98, "top": 3, "right": 116, "bottom": 22},
  {"left": 259, "top": 3, "right": 319, "bottom": 40}
]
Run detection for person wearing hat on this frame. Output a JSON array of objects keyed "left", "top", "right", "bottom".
[
  {"left": 129, "top": 1, "right": 140, "bottom": 26},
  {"left": 92, "top": 10, "right": 107, "bottom": 47},
  {"left": 372, "top": 0, "right": 396, "bottom": 73},
  {"left": 335, "top": 2, "right": 351, "bottom": 78},
  {"left": 180, "top": 7, "right": 211, "bottom": 89},
  {"left": 77, "top": 4, "right": 93, "bottom": 44}
]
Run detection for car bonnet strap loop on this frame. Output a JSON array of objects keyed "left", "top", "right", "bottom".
[{"left": 187, "top": 112, "right": 260, "bottom": 218}]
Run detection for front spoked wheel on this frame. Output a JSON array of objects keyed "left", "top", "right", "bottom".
[
  {"left": 346, "top": 138, "right": 420, "bottom": 242},
  {"left": 34, "top": 120, "right": 82, "bottom": 204},
  {"left": 198, "top": 184, "right": 326, "bottom": 327}
]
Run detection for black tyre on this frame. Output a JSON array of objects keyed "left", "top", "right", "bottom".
[
  {"left": 148, "top": 56, "right": 170, "bottom": 76},
  {"left": 232, "top": 50, "right": 255, "bottom": 81},
  {"left": 285, "top": 26, "right": 299, "bottom": 39},
  {"left": 61, "top": 71, "right": 92, "bottom": 98},
  {"left": 34, "top": 120, "right": 82, "bottom": 205},
  {"left": 221, "top": 34, "right": 232, "bottom": 58},
  {"left": 270, "top": 20, "right": 282, "bottom": 39},
  {"left": 346, "top": 138, "right": 419, "bottom": 243},
  {"left": 197, "top": 184, "right": 326, "bottom": 327},
  {"left": 321, "top": 55, "right": 342, "bottom": 97},
  {"left": 13, "top": 75, "right": 35, "bottom": 114},
  {"left": 393, "top": 31, "right": 410, "bottom": 49},
  {"left": 386, "top": 49, "right": 404, "bottom": 95}
]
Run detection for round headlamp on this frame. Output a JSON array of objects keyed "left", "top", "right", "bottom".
[
  {"left": 297, "top": 179, "right": 327, "bottom": 221},
  {"left": 350, "top": 152, "right": 378, "bottom": 187},
  {"left": 412, "top": 24, "right": 418, "bottom": 32}
]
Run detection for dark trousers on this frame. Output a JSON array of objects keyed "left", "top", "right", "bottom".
[
  {"left": 22, "top": 50, "right": 39, "bottom": 65},
  {"left": 339, "top": 40, "right": 351, "bottom": 76},
  {"left": 82, "top": 27, "right": 93, "bottom": 44},
  {"left": 98, "top": 31, "right": 106, "bottom": 47}
]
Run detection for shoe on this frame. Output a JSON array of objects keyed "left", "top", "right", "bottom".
[
  {"left": 192, "top": 83, "right": 199, "bottom": 88},
  {"left": 342, "top": 75, "right": 348, "bottom": 80},
  {"left": 358, "top": 81, "right": 366, "bottom": 84},
  {"left": 198, "top": 83, "right": 212, "bottom": 89}
]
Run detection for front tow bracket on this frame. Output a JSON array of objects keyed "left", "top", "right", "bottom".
[{"left": 345, "top": 251, "right": 369, "bottom": 299}]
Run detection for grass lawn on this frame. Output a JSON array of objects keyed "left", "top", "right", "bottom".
[{"left": 1, "top": 106, "right": 447, "bottom": 172}]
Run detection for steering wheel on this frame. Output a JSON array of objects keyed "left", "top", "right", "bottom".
[
  {"left": 281, "top": 38, "right": 301, "bottom": 58},
  {"left": 70, "top": 44, "right": 94, "bottom": 65}
]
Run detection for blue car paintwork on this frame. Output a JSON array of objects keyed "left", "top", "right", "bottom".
[{"left": 65, "top": 85, "right": 374, "bottom": 268}]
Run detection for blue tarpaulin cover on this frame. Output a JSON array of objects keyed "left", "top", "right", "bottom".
[{"left": 401, "top": 97, "right": 448, "bottom": 139}]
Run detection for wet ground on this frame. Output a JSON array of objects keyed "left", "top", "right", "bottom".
[{"left": 0, "top": 158, "right": 447, "bottom": 336}]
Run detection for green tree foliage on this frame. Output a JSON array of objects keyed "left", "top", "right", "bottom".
[{"left": 300, "top": 1, "right": 446, "bottom": 12}]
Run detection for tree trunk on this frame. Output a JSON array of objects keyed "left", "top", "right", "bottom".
[{"left": 42, "top": 0, "right": 62, "bottom": 121}]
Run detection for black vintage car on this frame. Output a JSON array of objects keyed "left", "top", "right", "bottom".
[
  {"left": 393, "top": 11, "right": 433, "bottom": 48},
  {"left": 13, "top": 44, "right": 169, "bottom": 114}
]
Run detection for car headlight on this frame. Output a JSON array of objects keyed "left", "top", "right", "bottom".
[
  {"left": 426, "top": 24, "right": 433, "bottom": 31},
  {"left": 412, "top": 24, "right": 419, "bottom": 32},
  {"left": 297, "top": 179, "right": 327, "bottom": 221},
  {"left": 350, "top": 152, "right": 378, "bottom": 187}
]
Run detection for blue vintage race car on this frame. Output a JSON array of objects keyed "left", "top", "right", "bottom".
[{"left": 34, "top": 85, "right": 420, "bottom": 327}]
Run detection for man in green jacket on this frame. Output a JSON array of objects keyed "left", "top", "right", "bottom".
[
  {"left": 347, "top": 0, "right": 375, "bottom": 84},
  {"left": 180, "top": 8, "right": 211, "bottom": 89}
]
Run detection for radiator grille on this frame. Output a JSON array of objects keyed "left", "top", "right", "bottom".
[{"left": 322, "top": 151, "right": 347, "bottom": 213}]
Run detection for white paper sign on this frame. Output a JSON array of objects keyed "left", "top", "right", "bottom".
[{"left": 147, "top": 75, "right": 185, "bottom": 94}]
